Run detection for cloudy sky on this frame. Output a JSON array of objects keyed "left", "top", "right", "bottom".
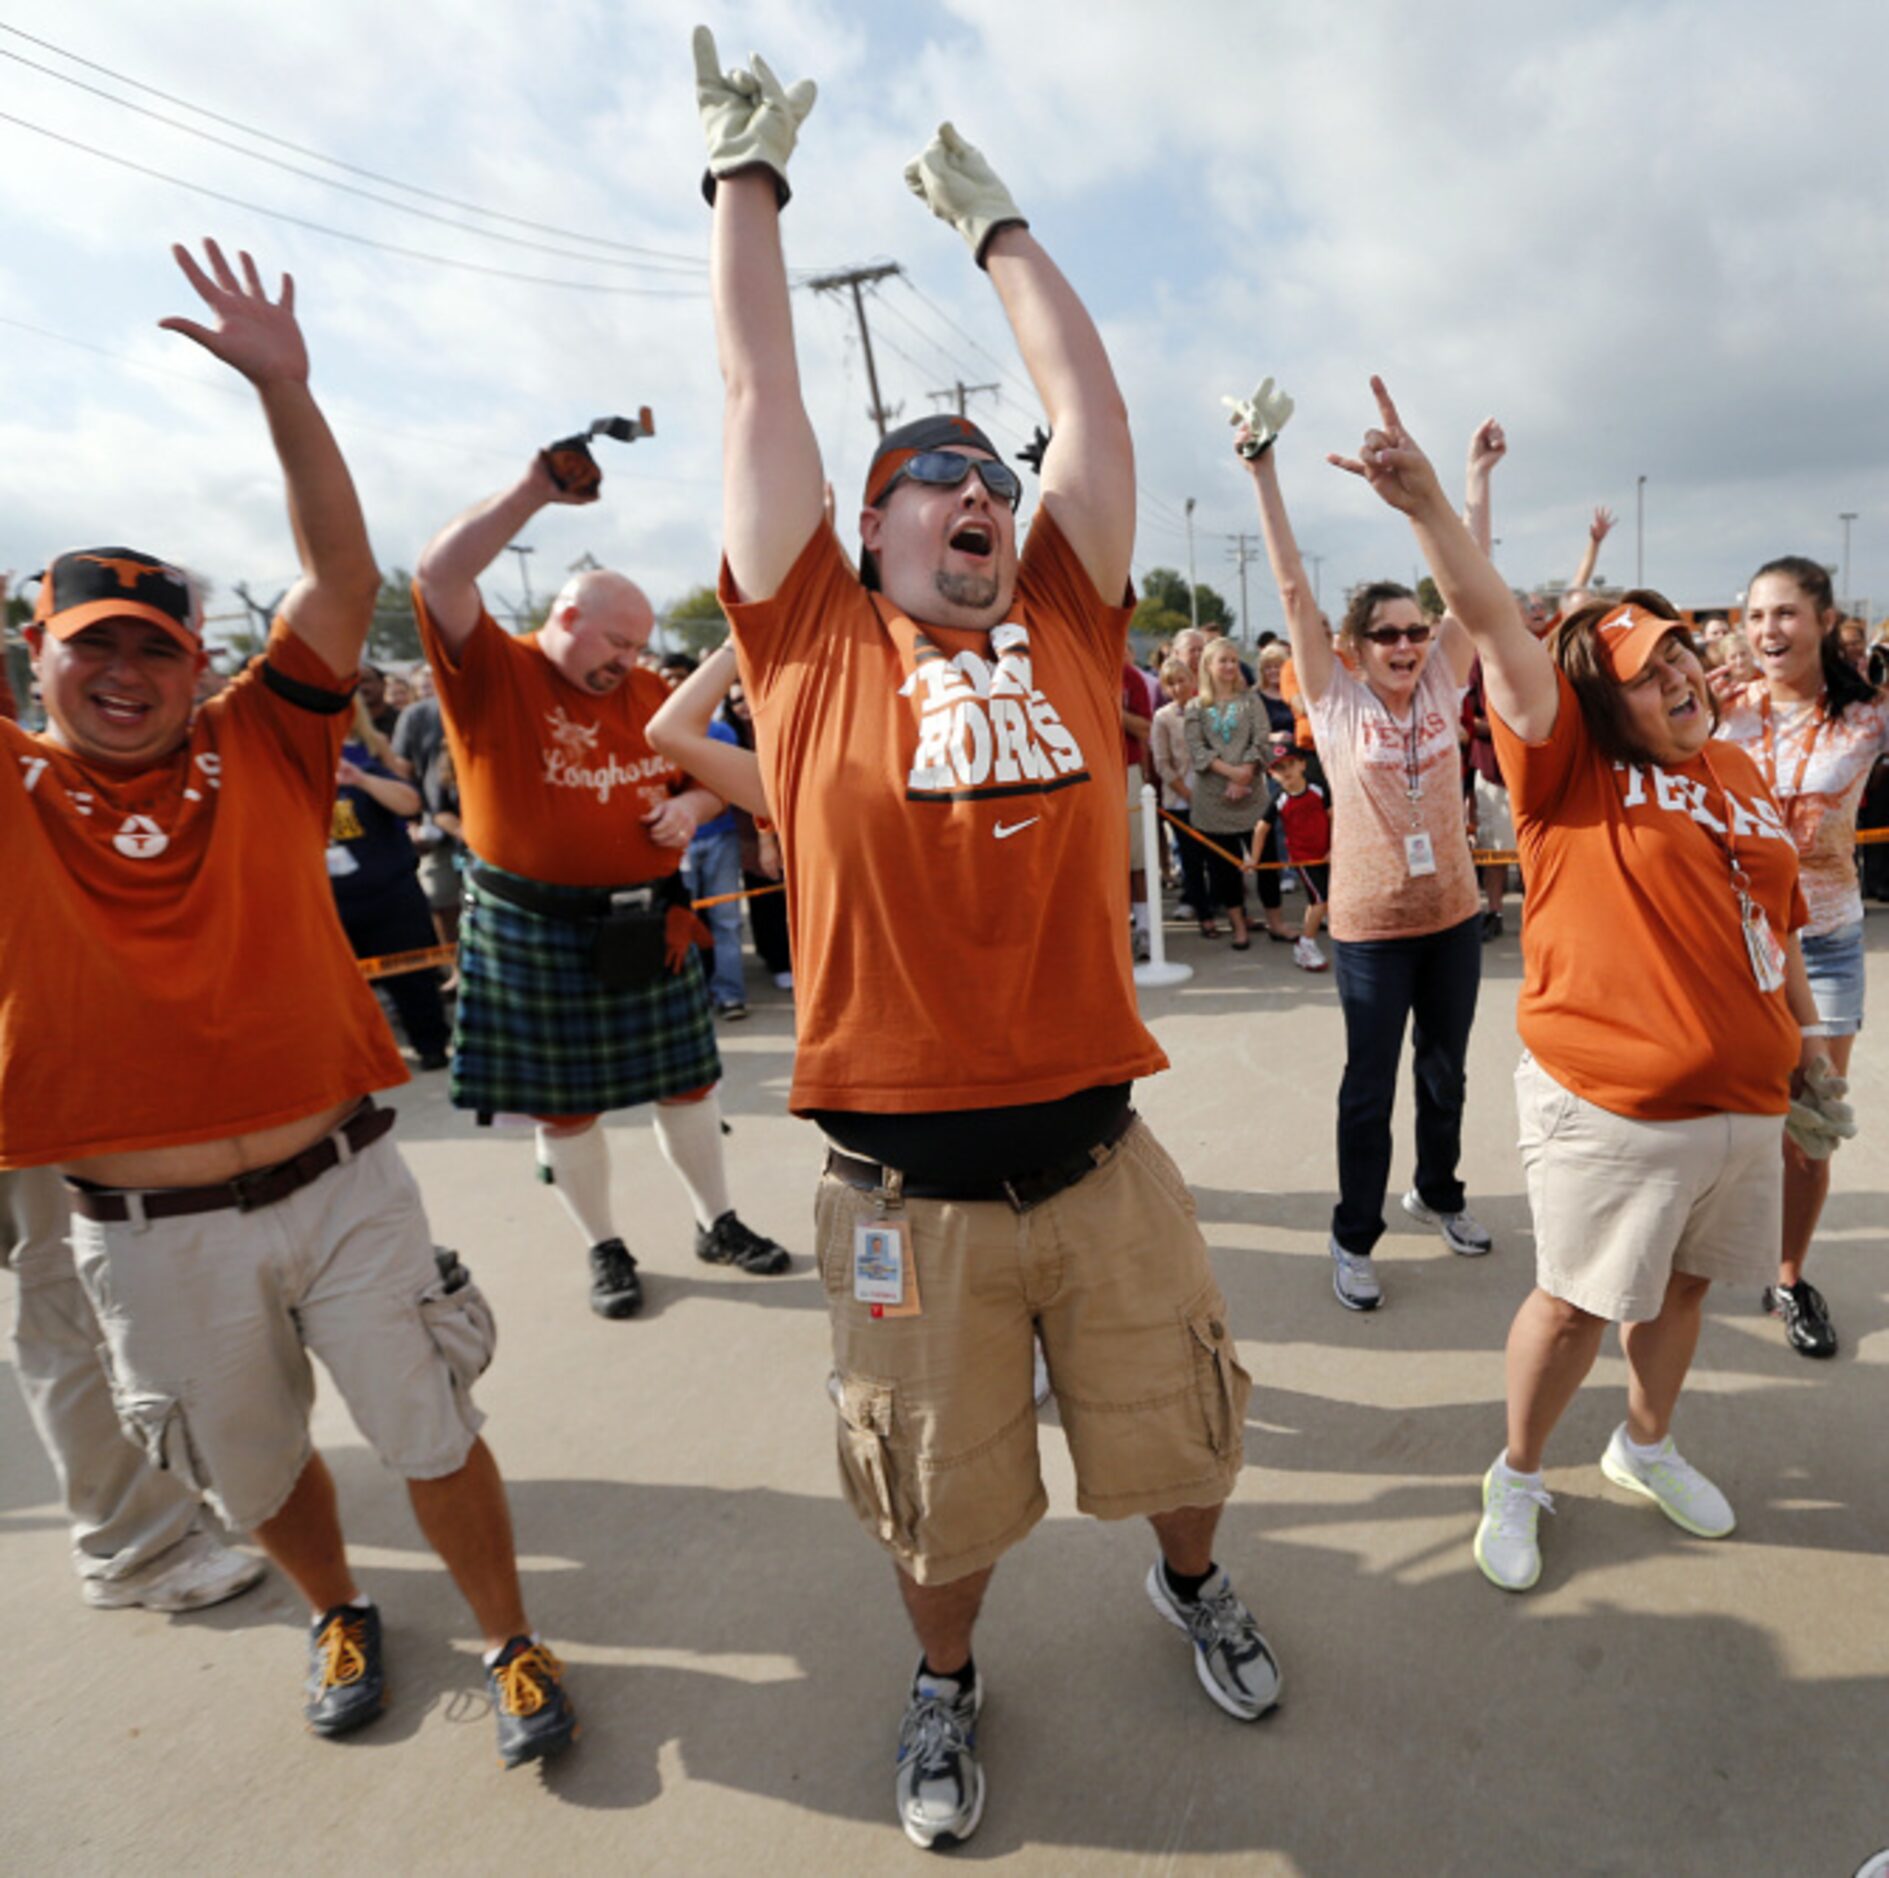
[{"left": 3, "top": 0, "right": 1885, "bottom": 649}]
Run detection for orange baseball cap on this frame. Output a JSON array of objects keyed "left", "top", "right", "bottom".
[
  {"left": 32, "top": 548, "right": 198, "bottom": 650},
  {"left": 1593, "top": 602, "right": 1680, "bottom": 682}
]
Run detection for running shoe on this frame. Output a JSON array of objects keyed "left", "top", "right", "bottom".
[
  {"left": 83, "top": 1531, "right": 266, "bottom": 1612},
  {"left": 305, "top": 1603, "right": 386, "bottom": 1737},
  {"left": 1474, "top": 1460, "right": 1554, "bottom": 1592},
  {"left": 1144, "top": 1563, "right": 1282, "bottom": 1720},
  {"left": 895, "top": 1665, "right": 985, "bottom": 1849},
  {"left": 1763, "top": 1280, "right": 1837, "bottom": 1358},
  {"left": 588, "top": 1238, "right": 643, "bottom": 1318},
  {"left": 1292, "top": 935, "right": 1328, "bottom": 972},
  {"left": 1401, "top": 1188, "right": 1494, "bottom": 1257},
  {"left": 486, "top": 1636, "right": 579, "bottom": 1768},
  {"left": 1599, "top": 1424, "right": 1735, "bottom": 1538},
  {"left": 1328, "top": 1237, "right": 1382, "bottom": 1311},
  {"left": 695, "top": 1210, "right": 790, "bottom": 1276}
]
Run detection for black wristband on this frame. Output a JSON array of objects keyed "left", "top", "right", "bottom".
[{"left": 701, "top": 163, "right": 791, "bottom": 210}]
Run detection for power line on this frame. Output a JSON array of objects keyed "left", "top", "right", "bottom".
[
  {"left": 804, "top": 264, "right": 904, "bottom": 438},
  {"left": 0, "top": 20, "right": 705, "bottom": 265},
  {"left": 0, "top": 111, "right": 711, "bottom": 297},
  {"left": 0, "top": 45, "right": 706, "bottom": 276}
]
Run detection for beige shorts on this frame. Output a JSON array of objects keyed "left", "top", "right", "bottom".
[
  {"left": 814, "top": 1117, "right": 1251, "bottom": 1585},
  {"left": 69, "top": 1131, "right": 493, "bottom": 1532},
  {"left": 1514, "top": 1053, "right": 1781, "bottom": 1323},
  {"left": 1473, "top": 772, "right": 1515, "bottom": 853}
]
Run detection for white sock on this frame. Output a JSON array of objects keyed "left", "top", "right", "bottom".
[
  {"left": 534, "top": 1123, "right": 617, "bottom": 1247},
  {"left": 652, "top": 1092, "right": 731, "bottom": 1230},
  {"left": 1494, "top": 1450, "right": 1544, "bottom": 1488},
  {"left": 482, "top": 1629, "right": 540, "bottom": 1667},
  {"left": 1625, "top": 1429, "right": 1669, "bottom": 1462}
]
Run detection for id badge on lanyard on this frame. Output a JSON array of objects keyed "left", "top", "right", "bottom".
[{"left": 1736, "top": 878, "right": 1788, "bottom": 993}]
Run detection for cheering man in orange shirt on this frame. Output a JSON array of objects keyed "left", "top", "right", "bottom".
[
  {"left": 698, "top": 29, "right": 1278, "bottom": 1850},
  {"left": 0, "top": 242, "right": 575, "bottom": 1767}
]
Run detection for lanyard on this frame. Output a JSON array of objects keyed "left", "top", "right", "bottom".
[{"left": 1757, "top": 689, "right": 1827, "bottom": 799}]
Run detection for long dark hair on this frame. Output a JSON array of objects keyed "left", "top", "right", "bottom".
[
  {"left": 1552, "top": 588, "right": 1718, "bottom": 767},
  {"left": 1749, "top": 555, "right": 1879, "bottom": 720}
]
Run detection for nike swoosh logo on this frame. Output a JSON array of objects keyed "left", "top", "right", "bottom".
[{"left": 993, "top": 817, "right": 1041, "bottom": 840}]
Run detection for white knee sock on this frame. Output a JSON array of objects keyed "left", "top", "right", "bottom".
[
  {"left": 652, "top": 1092, "right": 731, "bottom": 1229},
  {"left": 534, "top": 1123, "right": 617, "bottom": 1247}
]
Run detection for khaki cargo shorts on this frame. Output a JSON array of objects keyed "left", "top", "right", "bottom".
[
  {"left": 1515, "top": 1052, "right": 1782, "bottom": 1324},
  {"left": 69, "top": 1132, "right": 494, "bottom": 1533},
  {"left": 814, "top": 1116, "right": 1251, "bottom": 1585}
]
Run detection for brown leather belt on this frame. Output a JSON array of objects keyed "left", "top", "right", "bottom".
[
  {"left": 64, "top": 1102, "right": 396, "bottom": 1223},
  {"left": 822, "top": 1107, "right": 1136, "bottom": 1213}
]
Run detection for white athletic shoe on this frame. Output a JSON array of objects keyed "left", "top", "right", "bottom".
[
  {"left": 83, "top": 1531, "right": 266, "bottom": 1612},
  {"left": 772, "top": 971, "right": 794, "bottom": 990},
  {"left": 1474, "top": 1460, "right": 1554, "bottom": 1591},
  {"left": 1599, "top": 1425, "right": 1735, "bottom": 1538},
  {"left": 1401, "top": 1188, "right": 1493, "bottom": 1257},
  {"left": 1292, "top": 935, "right": 1328, "bottom": 972},
  {"left": 1328, "top": 1237, "right": 1382, "bottom": 1311}
]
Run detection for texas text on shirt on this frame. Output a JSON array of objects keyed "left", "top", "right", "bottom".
[
  {"left": 412, "top": 585, "right": 694, "bottom": 889},
  {"left": 0, "top": 621, "right": 409, "bottom": 1169},
  {"left": 1493, "top": 667, "right": 1807, "bottom": 1122},
  {"left": 719, "top": 511, "right": 1169, "bottom": 1114}
]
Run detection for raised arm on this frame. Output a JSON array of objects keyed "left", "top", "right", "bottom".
[
  {"left": 1568, "top": 506, "right": 1615, "bottom": 596},
  {"left": 1331, "top": 378, "right": 1557, "bottom": 742},
  {"left": 160, "top": 240, "right": 377, "bottom": 677},
  {"left": 697, "top": 29, "right": 824, "bottom": 605},
  {"left": 1229, "top": 380, "right": 1335, "bottom": 703},
  {"left": 414, "top": 455, "right": 585, "bottom": 653},
  {"left": 647, "top": 642, "right": 772, "bottom": 817},
  {"left": 907, "top": 126, "right": 1133, "bottom": 600},
  {"left": 1435, "top": 417, "right": 1510, "bottom": 685}
]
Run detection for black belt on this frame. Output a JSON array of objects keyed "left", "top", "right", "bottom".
[
  {"left": 469, "top": 864, "right": 676, "bottom": 921},
  {"left": 65, "top": 1102, "right": 396, "bottom": 1222},
  {"left": 823, "top": 1107, "right": 1137, "bottom": 1213}
]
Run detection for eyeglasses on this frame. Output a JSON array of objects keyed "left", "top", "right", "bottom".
[
  {"left": 1360, "top": 624, "right": 1433, "bottom": 646},
  {"left": 875, "top": 450, "right": 1024, "bottom": 512}
]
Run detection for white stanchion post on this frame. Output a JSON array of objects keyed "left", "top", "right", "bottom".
[{"left": 1133, "top": 782, "right": 1192, "bottom": 988}]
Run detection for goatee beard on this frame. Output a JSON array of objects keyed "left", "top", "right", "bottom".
[{"left": 934, "top": 570, "right": 1000, "bottom": 611}]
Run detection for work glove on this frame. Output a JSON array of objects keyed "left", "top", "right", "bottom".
[
  {"left": 1222, "top": 377, "right": 1295, "bottom": 459},
  {"left": 692, "top": 25, "right": 816, "bottom": 208},
  {"left": 1785, "top": 1057, "right": 1857, "bottom": 1160},
  {"left": 904, "top": 122, "right": 1028, "bottom": 268}
]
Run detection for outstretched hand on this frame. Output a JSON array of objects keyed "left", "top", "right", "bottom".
[
  {"left": 691, "top": 25, "right": 816, "bottom": 199},
  {"left": 1590, "top": 505, "right": 1617, "bottom": 542},
  {"left": 1467, "top": 417, "right": 1506, "bottom": 480},
  {"left": 1223, "top": 377, "right": 1295, "bottom": 462},
  {"left": 904, "top": 122, "right": 1027, "bottom": 265},
  {"left": 1327, "top": 377, "right": 1445, "bottom": 517},
  {"left": 159, "top": 239, "right": 307, "bottom": 387}
]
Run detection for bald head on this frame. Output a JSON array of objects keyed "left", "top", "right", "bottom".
[{"left": 542, "top": 568, "right": 656, "bottom": 696}]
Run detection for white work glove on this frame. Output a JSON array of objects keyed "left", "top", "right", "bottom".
[
  {"left": 1785, "top": 1057, "right": 1857, "bottom": 1161},
  {"left": 692, "top": 25, "right": 816, "bottom": 208},
  {"left": 903, "top": 122, "right": 1028, "bottom": 268},
  {"left": 1222, "top": 377, "right": 1296, "bottom": 459}
]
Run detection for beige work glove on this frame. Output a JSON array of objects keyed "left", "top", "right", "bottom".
[
  {"left": 904, "top": 122, "right": 1028, "bottom": 268},
  {"left": 692, "top": 25, "right": 816, "bottom": 208},
  {"left": 1785, "top": 1057, "right": 1857, "bottom": 1160},
  {"left": 1222, "top": 377, "right": 1296, "bottom": 459}
]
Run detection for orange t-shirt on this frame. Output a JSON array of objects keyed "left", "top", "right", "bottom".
[
  {"left": 414, "top": 589, "right": 689, "bottom": 887},
  {"left": 1493, "top": 670, "right": 1807, "bottom": 1121},
  {"left": 720, "top": 515, "right": 1169, "bottom": 1114},
  {"left": 0, "top": 623, "right": 410, "bottom": 1169}
]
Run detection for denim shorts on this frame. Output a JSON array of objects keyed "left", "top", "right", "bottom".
[{"left": 1801, "top": 920, "right": 1865, "bottom": 1038}]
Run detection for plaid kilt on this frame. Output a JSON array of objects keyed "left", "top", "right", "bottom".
[{"left": 450, "top": 867, "right": 721, "bottom": 1117}]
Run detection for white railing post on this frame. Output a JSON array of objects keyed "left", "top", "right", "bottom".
[{"left": 1134, "top": 782, "right": 1192, "bottom": 988}]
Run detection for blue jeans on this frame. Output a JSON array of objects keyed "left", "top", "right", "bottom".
[
  {"left": 1330, "top": 913, "right": 1482, "bottom": 1255},
  {"left": 683, "top": 826, "right": 746, "bottom": 1009}
]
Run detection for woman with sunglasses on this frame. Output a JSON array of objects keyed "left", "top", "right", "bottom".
[{"left": 1234, "top": 382, "right": 1494, "bottom": 1310}]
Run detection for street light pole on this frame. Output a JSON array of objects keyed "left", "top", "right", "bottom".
[
  {"left": 1185, "top": 497, "right": 1199, "bottom": 631},
  {"left": 1839, "top": 511, "right": 1857, "bottom": 607},
  {"left": 1636, "top": 475, "right": 1646, "bottom": 587}
]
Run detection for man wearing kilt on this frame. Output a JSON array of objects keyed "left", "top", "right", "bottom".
[{"left": 414, "top": 447, "right": 788, "bottom": 1318}]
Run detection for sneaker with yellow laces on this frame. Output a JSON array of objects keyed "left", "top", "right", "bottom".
[
  {"left": 305, "top": 1603, "right": 386, "bottom": 1737},
  {"left": 486, "top": 1636, "right": 579, "bottom": 1768}
]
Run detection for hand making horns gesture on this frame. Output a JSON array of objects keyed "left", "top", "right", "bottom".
[
  {"left": 1327, "top": 376, "right": 1446, "bottom": 518},
  {"left": 159, "top": 238, "right": 307, "bottom": 387}
]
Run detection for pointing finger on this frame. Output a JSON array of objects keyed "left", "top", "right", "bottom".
[
  {"left": 1328, "top": 453, "right": 1369, "bottom": 479},
  {"left": 1368, "top": 374, "right": 1404, "bottom": 435},
  {"left": 691, "top": 24, "right": 723, "bottom": 88}
]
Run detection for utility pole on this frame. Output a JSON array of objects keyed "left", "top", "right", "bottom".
[
  {"left": 927, "top": 379, "right": 999, "bottom": 419},
  {"left": 1185, "top": 497, "right": 1199, "bottom": 630},
  {"left": 1636, "top": 474, "right": 1647, "bottom": 586},
  {"left": 806, "top": 263, "right": 904, "bottom": 437},
  {"left": 506, "top": 543, "right": 536, "bottom": 623},
  {"left": 1839, "top": 511, "right": 1857, "bottom": 607},
  {"left": 1227, "top": 533, "right": 1256, "bottom": 646}
]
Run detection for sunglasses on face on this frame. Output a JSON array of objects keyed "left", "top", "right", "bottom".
[
  {"left": 877, "top": 450, "right": 1024, "bottom": 512},
  {"left": 1360, "top": 624, "right": 1433, "bottom": 646}
]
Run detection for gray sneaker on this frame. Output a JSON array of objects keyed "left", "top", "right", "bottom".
[
  {"left": 82, "top": 1530, "right": 266, "bottom": 1612},
  {"left": 1328, "top": 1236, "right": 1382, "bottom": 1311},
  {"left": 895, "top": 1666, "right": 985, "bottom": 1849},
  {"left": 1145, "top": 1563, "right": 1282, "bottom": 1721},
  {"left": 1400, "top": 1188, "right": 1493, "bottom": 1257}
]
